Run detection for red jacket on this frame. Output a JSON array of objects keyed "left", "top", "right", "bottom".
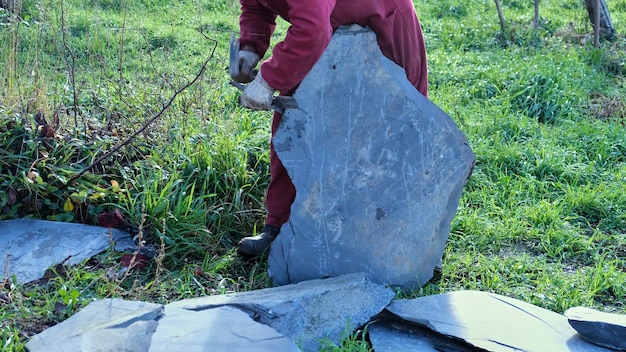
[{"left": 239, "top": 0, "right": 428, "bottom": 96}]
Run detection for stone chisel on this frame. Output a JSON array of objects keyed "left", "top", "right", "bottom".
[
  {"left": 229, "top": 32, "right": 298, "bottom": 114},
  {"left": 229, "top": 80, "right": 299, "bottom": 114}
]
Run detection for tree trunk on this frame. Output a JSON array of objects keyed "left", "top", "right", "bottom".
[
  {"left": 494, "top": 0, "right": 506, "bottom": 31},
  {"left": 534, "top": 0, "right": 540, "bottom": 29},
  {"left": 584, "top": 0, "right": 616, "bottom": 41}
]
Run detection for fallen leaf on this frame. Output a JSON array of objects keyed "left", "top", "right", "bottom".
[
  {"left": 194, "top": 266, "right": 209, "bottom": 280},
  {"left": 39, "top": 125, "right": 55, "bottom": 138},
  {"left": 54, "top": 302, "right": 67, "bottom": 315},
  {"left": 120, "top": 254, "right": 148, "bottom": 271},
  {"left": 27, "top": 170, "right": 39, "bottom": 181},
  {"left": 63, "top": 197, "right": 74, "bottom": 211},
  {"left": 7, "top": 187, "right": 17, "bottom": 205},
  {"left": 34, "top": 111, "right": 47, "bottom": 126},
  {"left": 97, "top": 209, "right": 123, "bottom": 228}
]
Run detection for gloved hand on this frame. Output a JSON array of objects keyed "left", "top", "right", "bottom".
[
  {"left": 230, "top": 49, "right": 259, "bottom": 83},
  {"left": 241, "top": 71, "right": 274, "bottom": 111}
]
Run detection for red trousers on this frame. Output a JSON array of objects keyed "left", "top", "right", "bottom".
[{"left": 262, "top": 2, "right": 429, "bottom": 228}]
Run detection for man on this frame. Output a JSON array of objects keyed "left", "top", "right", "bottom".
[{"left": 231, "top": 0, "right": 428, "bottom": 257}]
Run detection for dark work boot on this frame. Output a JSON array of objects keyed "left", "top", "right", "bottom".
[{"left": 237, "top": 225, "right": 280, "bottom": 257}]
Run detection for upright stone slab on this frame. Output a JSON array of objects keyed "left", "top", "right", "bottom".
[{"left": 268, "top": 25, "right": 475, "bottom": 290}]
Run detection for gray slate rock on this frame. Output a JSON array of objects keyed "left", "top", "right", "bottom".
[
  {"left": 384, "top": 290, "right": 614, "bottom": 352},
  {"left": 26, "top": 298, "right": 163, "bottom": 352},
  {"left": 0, "top": 219, "right": 134, "bottom": 283},
  {"left": 565, "top": 306, "right": 626, "bottom": 350},
  {"left": 27, "top": 273, "right": 392, "bottom": 352},
  {"left": 168, "top": 272, "right": 394, "bottom": 352},
  {"left": 168, "top": 273, "right": 395, "bottom": 351},
  {"left": 268, "top": 25, "right": 475, "bottom": 290},
  {"left": 151, "top": 305, "right": 300, "bottom": 352},
  {"left": 26, "top": 300, "right": 298, "bottom": 352},
  {"left": 369, "top": 320, "right": 478, "bottom": 352}
]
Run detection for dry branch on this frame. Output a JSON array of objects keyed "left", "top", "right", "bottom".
[{"left": 69, "top": 37, "right": 218, "bottom": 183}]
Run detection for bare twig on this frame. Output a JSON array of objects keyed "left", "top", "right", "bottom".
[
  {"left": 594, "top": 0, "right": 600, "bottom": 47},
  {"left": 119, "top": 0, "right": 128, "bottom": 100},
  {"left": 3, "top": 254, "right": 10, "bottom": 285},
  {"left": 69, "top": 37, "right": 218, "bottom": 183},
  {"left": 153, "top": 218, "right": 166, "bottom": 287},
  {"left": 60, "top": 0, "right": 80, "bottom": 131}
]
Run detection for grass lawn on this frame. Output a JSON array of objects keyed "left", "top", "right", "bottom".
[{"left": 1, "top": 0, "right": 625, "bottom": 350}]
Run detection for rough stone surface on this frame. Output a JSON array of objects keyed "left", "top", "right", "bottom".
[
  {"left": 384, "top": 290, "right": 614, "bottom": 352},
  {"left": 565, "top": 306, "right": 626, "bottom": 350},
  {"left": 369, "top": 320, "right": 476, "bottom": 352},
  {"left": 26, "top": 273, "right": 393, "bottom": 352},
  {"left": 168, "top": 272, "right": 394, "bottom": 352},
  {"left": 26, "top": 298, "right": 163, "bottom": 352},
  {"left": 268, "top": 25, "right": 475, "bottom": 290},
  {"left": 151, "top": 305, "right": 299, "bottom": 352},
  {"left": 0, "top": 219, "right": 134, "bottom": 283}
]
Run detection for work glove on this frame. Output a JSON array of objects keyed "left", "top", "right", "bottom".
[
  {"left": 230, "top": 49, "right": 260, "bottom": 83},
  {"left": 241, "top": 71, "right": 274, "bottom": 111}
]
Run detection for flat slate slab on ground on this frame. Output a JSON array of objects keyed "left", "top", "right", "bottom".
[
  {"left": 26, "top": 273, "right": 394, "bottom": 352},
  {"left": 27, "top": 282, "right": 619, "bottom": 352},
  {"left": 151, "top": 305, "right": 300, "bottom": 352},
  {"left": 382, "top": 290, "right": 615, "bottom": 352},
  {"left": 167, "top": 272, "right": 394, "bottom": 351},
  {"left": 268, "top": 25, "right": 475, "bottom": 290},
  {"left": 26, "top": 298, "right": 163, "bottom": 352},
  {"left": 0, "top": 219, "right": 133, "bottom": 283}
]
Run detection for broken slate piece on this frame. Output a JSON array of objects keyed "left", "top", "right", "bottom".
[
  {"left": 0, "top": 219, "right": 134, "bottom": 283},
  {"left": 384, "top": 290, "right": 614, "bottom": 352},
  {"left": 26, "top": 298, "right": 163, "bottom": 352},
  {"left": 368, "top": 319, "right": 477, "bottom": 352},
  {"left": 268, "top": 25, "right": 475, "bottom": 290},
  {"left": 151, "top": 305, "right": 299, "bottom": 352},
  {"left": 167, "top": 272, "right": 394, "bottom": 352},
  {"left": 565, "top": 306, "right": 626, "bottom": 350}
]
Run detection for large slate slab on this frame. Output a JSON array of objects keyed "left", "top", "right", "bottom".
[
  {"left": 26, "top": 273, "right": 392, "bottom": 352},
  {"left": 0, "top": 219, "right": 134, "bottom": 283},
  {"left": 26, "top": 300, "right": 299, "bottom": 352},
  {"left": 565, "top": 306, "right": 626, "bottom": 350},
  {"left": 151, "top": 305, "right": 299, "bottom": 352},
  {"left": 268, "top": 25, "right": 475, "bottom": 290},
  {"left": 167, "top": 272, "right": 394, "bottom": 352},
  {"left": 384, "top": 290, "right": 614, "bottom": 352},
  {"left": 26, "top": 298, "right": 163, "bottom": 352}
]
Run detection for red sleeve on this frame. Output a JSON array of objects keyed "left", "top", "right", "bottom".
[
  {"left": 239, "top": 0, "right": 277, "bottom": 58},
  {"left": 261, "top": 0, "right": 336, "bottom": 94}
]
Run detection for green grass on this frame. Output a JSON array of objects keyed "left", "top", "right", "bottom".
[{"left": 1, "top": 0, "right": 626, "bottom": 350}]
